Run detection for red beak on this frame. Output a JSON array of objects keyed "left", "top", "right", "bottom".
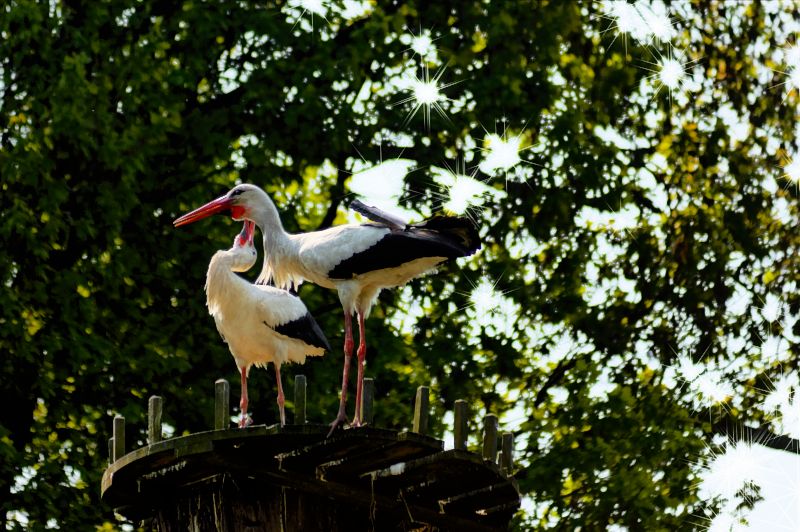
[
  {"left": 237, "top": 220, "right": 256, "bottom": 246},
  {"left": 173, "top": 194, "right": 232, "bottom": 227}
]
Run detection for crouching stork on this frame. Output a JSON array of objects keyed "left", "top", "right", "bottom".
[
  {"left": 175, "top": 184, "right": 481, "bottom": 434},
  {"left": 204, "top": 220, "right": 330, "bottom": 427}
]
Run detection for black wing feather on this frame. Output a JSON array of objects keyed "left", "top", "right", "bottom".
[
  {"left": 350, "top": 199, "right": 408, "bottom": 229},
  {"left": 328, "top": 217, "right": 481, "bottom": 279},
  {"left": 272, "top": 313, "right": 331, "bottom": 352}
]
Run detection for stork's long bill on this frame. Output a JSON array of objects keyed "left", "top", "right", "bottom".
[
  {"left": 237, "top": 220, "right": 256, "bottom": 248},
  {"left": 173, "top": 192, "right": 244, "bottom": 227}
]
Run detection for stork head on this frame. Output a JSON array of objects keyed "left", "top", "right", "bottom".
[
  {"left": 228, "top": 220, "right": 258, "bottom": 272},
  {"left": 174, "top": 184, "right": 264, "bottom": 227}
]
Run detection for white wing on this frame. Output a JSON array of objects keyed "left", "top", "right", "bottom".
[
  {"left": 252, "top": 284, "right": 310, "bottom": 328},
  {"left": 293, "top": 224, "right": 389, "bottom": 281}
]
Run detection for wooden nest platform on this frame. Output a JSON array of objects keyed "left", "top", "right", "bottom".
[{"left": 101, "top": 377, "right": 520, "bottom": 531}]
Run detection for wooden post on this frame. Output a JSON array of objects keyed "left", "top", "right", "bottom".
[
  {"left": 413, "top": 386, "right": 430, "bottom": 435},
  {"left": 108, "top": 437, "right": 114, "bottom": 465},
  {"left": 362, "top": 378, "right": 375, "bottom": 425},
  {"left": 113, "top": 415, "right": 125, "bottom": 462},
  {"left": 482, "top": 414, "right": 498, "bottom": 463},
  {"left": 501, "top": 432, "right": 514, "bottom": 474},
  {"left": 148, "top": 396, "right": 163, "bottom": 444},
  {"left": 294, "top": 375, "right": 307, "bottom": 425},
  {"left": 454, "top": 400, "right": 468, "bottom": 450},
  {"left": 215, "top": 379, "right": 230, "bottom": 430}
]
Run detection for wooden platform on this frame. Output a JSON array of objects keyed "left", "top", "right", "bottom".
[{"left": 102, "top": 424, "right": 520, "bottom": 531}]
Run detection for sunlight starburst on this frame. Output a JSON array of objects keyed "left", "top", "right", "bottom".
[
  {"left": 430, "top": 162, "right": 507, "bottom": 221},
  {"left": 286, "top": 0, "right": 330, "bottom": 32},
  {"left": 394, "top": 65, "right": 459, "bottom": 129},
  {"left": 639, "top": 47, "right": 697, "bottom": 105},
  {"left": 783, "top": 156, "right": 800, "bottom": 192}
]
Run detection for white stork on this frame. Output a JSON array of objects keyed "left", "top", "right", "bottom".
[
  {"left": 176, "top": 184, "right": 481, "bottom": 432},
  {"left": 204, "top": 220, "right": 330, "bottom": 427}
]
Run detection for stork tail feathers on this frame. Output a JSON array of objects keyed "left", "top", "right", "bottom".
[{"left": 412, "top": 216, "right": 481, "bottom": 256}]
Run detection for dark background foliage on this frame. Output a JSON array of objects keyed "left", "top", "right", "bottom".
[{"left": 2, "top": 0, "right": 799, "bottom": 529}]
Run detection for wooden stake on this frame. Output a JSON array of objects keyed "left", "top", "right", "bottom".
[
  {"left": 214, "top": 378, "right": 230, "bottom": 430},
  {"left": 148, "top": 395, "right": 163, "bottom": 444},
  {"left": 362, "top": 378, "right": 375, "bottom": 425},
  {"left": 294, "top": 375, "right": 307, "bottom": 425},
  {"left": 454, "top": 399, "right": 468, "bottom": 450},
  {"left": 501, "top": 432, "right": 514, "bottom": 474},
  {"left": 413, "top": 386, "right": 430, "bottom": 435},
  {"left": 482, "top": 414, "right": 498, "bottom": 463},
  {"left": 113, "top": 415, "right": 125, "bottom": 462}
]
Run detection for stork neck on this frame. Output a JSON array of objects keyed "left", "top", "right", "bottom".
[
  {"left": 206, "top": 251, "right": 239, "bottom": 307},
  {"left": 249, "top": 191, "right": 290, "bottom": 251}
]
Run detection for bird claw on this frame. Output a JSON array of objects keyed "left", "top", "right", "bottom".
[
  {"left": 327, "top": 413, "right": 349, "bottom": 438},
  {"left": 238, "top": 414, "right": 253, "bottom": 428}
]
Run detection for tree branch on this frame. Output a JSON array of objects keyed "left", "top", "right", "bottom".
[
  {"left": 316, "top": 154, "right": 350, "bottom": 230},
  {"left": 534, "top": 356, "right": 579, "bottom": 407},
  {"left": 711, "top": 418, "right": 800, "bottom": 454}
]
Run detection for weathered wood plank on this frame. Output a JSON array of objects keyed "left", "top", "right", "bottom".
[
  {"left": 277, "top": 427, "right": 442, "bottom": 474},
  {"left": 316, "top": 440, "right": 440, "bottom": 482},
  {"left": 413, "top": 386, "right": 430, "bottom": 435},
  {"left": 294, "top": 375, "right": 307, "bottom": 425},
  {"left": 441, "top": 481, "right": 520, "bottom": 516},
  {"left": 148, "top": 396, "right": 163, "bottom": 444},
  {"left": 214, "top": 379, "right": 230, "bottom": 430},
  {"left": 365, "top": 449, "right": 518, "bottom": 511}
]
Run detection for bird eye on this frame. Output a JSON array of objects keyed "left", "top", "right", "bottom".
[{"left": 230, "top": 189, "right": 244, "bottom": 197}]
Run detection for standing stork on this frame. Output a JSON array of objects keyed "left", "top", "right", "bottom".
[
  {"left": 204, "top": 220, "right": 330, "bottom": 427},
  {"left": 176, "top": 184, "right": 481, "bottom": 432}
]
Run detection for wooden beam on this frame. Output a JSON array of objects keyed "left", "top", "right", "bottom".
[
  {"left": 294, "top": 375, "right": 307, "bottom": 425},
  {"left": 454, "top": 400, "right": 468, "bottom": 450},
  {"left": 148, "top": 396, "right": 163, "bottom": 444},
  {"left": 413, "top": 386, "right": 430, "bottom": 435},
  {"left": 215, "top": 379, "right": 230, "bottom": 430}
]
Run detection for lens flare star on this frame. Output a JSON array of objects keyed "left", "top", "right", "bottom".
[
  {"left": 477, "top": 124, "right": 537, "bottom": 185},
  {"left": 639, "top": 47, "right": 697, "bottom": 104},
  {"left": 395, "top": 65, "right": 459, "bottom": 129},
  {"left": 285, "top": 0, "right": 330, "bottom": 32},
  {"left": 430, "top": 163, "right": 507, "bottom": 221},
  {"left": 781, "top": 154, "right": 800, "bottom": 192}
]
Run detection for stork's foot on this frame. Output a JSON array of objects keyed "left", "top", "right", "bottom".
[
  {"left": 327, "top": 412, "right": 349, "bottom": 437},
  {"left": 238, "top": 414, "right": 253, "bottom": 428}
]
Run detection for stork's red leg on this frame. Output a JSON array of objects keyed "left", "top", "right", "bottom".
[
  {"left": 239, "top": 366, "right": 252, "bottom": 428},
  {"left": 274, "top": 363, "right": 286, "bottom": 426},
  {"left": 353, "top": 311, "right": 367, "bottom": 426},
  {"left": 328, "top": 311, "right": 354, "bottom": 436}
]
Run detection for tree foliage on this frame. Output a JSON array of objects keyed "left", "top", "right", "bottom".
[{"left": 2, "top": 0, "right": 800, "bottom": 529}]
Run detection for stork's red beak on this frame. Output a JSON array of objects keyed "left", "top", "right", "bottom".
[
  {"left": 173, "top": 194, "right": 232, "bottom": 227},
  {"left": 237, "top": 220, "right": 256, "bottom": 247}
]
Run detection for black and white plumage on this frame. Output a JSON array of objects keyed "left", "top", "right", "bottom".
[
  {"left": 205, "top": 220, "right": 330, "bottom": 427},
  {"left": 176, "top": 184, "right": 481, "bottom": 432}
]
